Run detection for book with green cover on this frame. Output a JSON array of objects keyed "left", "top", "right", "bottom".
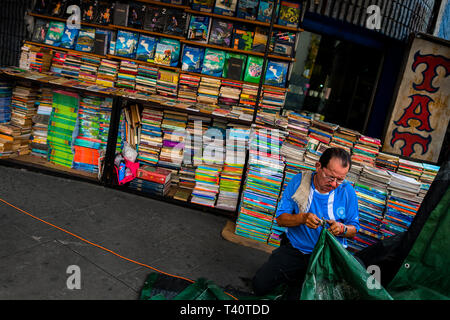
[
  {"left": 223, "top": 52, "right": 246, "bottom": 80},
  {"left": 244, "top": 56, "right": 264, "bottom": 83}
]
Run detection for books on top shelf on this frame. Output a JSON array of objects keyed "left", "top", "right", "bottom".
[
  {"left": 236, "top": 0, "right": 259, "bottom": 20},
  {"left": 143, "top": 6, "right": 167, "bottom": 33},
  {"left": 257, "top": 0, "right": 276, "bottom": 23},
  {"left": 164, "top": 9, "right": 189, "bottom": 36},
  {"left": 351, "top": 134, "right": 381, "bottom": 167},
  {"left": 127, "top": 2, "right": 147, "bottom": 29},
  {"left": 81, "top": 0, "right": 98, "bottom": 23},
  {"left": 277, "top": 1, "right": 301, "bottom": 28},
  {"left": 191, "top": 0, "right": 215, "bottom": 13},
  {"left": 60, "top": 26, "right": 79, "bottom": 49},
  {"left": 264, "top": 60, "right": 289, "bottom": 88},
  {"left": 32, "top": 19, "right": 50, "bottom": 44},
  {"left": 113, "top": 1, "right": 129, "bottom": 26},
  {"left": 252, "top": 27, "right": 268, "bottom": 53},
  {"left": 96, "top": 1, "right": 114, "bottom": 25},
  {"left": 213, "top": 0, "right": 238, "bottom": 16}
]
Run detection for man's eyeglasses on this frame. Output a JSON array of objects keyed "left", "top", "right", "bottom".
[{"left": 321, "top": 168, "right": 345, "bottom": 185}]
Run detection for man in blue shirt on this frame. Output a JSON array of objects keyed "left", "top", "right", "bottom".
[{"left": 252, "top": 147, "right": 360, "bottom": 299}]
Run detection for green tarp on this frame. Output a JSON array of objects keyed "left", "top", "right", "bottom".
[{"left": 386, "top": 188, "right": 450, "bottom": 300}]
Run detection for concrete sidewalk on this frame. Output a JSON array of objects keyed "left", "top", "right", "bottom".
[{"left": 0, "top": 165, "right": 270, "bottom": 299}]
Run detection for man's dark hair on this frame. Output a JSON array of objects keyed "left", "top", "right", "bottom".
[{"left": 319, "top": 147, "right": 351, "bottom": 169}]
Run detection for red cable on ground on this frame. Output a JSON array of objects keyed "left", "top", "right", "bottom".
[{"left": 0, "top": 197, "right": 238, "bottom": 300}]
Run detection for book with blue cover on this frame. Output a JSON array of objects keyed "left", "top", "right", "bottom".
[
  {"left": 201, "top": 49, "right": 226, "bottom": 77},
  {"left": 115, "top": 30, "right": 139, "bottom": 58},
  {"left": 257, "top": 0, "right": 278, "bottom": 23},
  {"left": 44, "top": 21, "right": 65, "bottom": 46},
  {"left": 214, "top": 0, "right": 238, "bottom": 16},
  {"left": 236, "top": 0, "right": 259, "bottom": 20},
  {"left": 187, "top": 15, "right": 211, "bottom": 43},
  {"left": 209, "top": 19, "right": 233, "bottom": 47},
  {"left": 75, "top": 27, "right": 95, "bottom": 52},
  {"left": 181, "top": 45, "right": 205, "bottom": 73},
  {"left": 159, "top": 38, "right": 181, "bottom": 67},
  {"left": 154, "top": 43, "right": 173, "bottom": 66},
  {"left": 59, "top": 26, "right": 79, "bottom": 49},
  {"left": 264, "top": 60, "right": 288, "bottom": 87},
  {"left": 136, "top": 35, "right": 157, "bottom": 62}
]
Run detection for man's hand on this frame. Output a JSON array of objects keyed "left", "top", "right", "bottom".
[
  {"left": 326, "top": 219, "right": 345, "bottom": 236},
  {"left": 304, "top": 212, "right": 322, "bottom": 229}
]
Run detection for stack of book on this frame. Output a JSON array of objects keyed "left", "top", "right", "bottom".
[
  {"left": 235, "top": 126, "right": 285, "bottom": 243},
  {"left": 358, "top": 165, "right": 392, "bottom": 191},
  {"left": 280, "top": 112, "right": 313, "bottom": 177},
  {"left": 61, "top": 53, "right": 82, "bottom": 79},
  {"left": 187, "top": 115, "right": 210, "bottom": 166},
  {"left": 50, "top": 51, "right": 67, "bottom": 76},
  {"left": 351, "top": 135, "right": 381, "bottom": 167},
  {"left": 201, "top": 119, "right": 226, "bottom": 166},
  {"left": 10, "top": 85, "right": 39, "bottom": 154},
  {"left": 197, "top": 77, "right": 221, "bottom": 105},
  {"left": 375, "top": 152, "right": 399, "bottom": 172},
  {"left": 216, "top": 124, "right": 250, "bottom": 211},
  {"left": 78, "top": 56, "right": 101, "bottom": 84},
  {"left": 178, "top": 73, "right": 200, "bottom": 103},
  {"left": 218, "top": 80, "right": 242, "bottom": 107},
  {"left": 348, "top": 182, "right": 388, "bottom": 253},
  {"left": 116, "top": 60, "right": 138, "bottom": 89},
  {"left": 157, "top": 69, "right": 179, "bottom": 98},
  {"left": 258, "top": 87, "right": 287, "bottom": 115},
  {"left": 28, "top": 49, "right": 52, "bottom": 73},
  {"left": 159, "top": 110, "right": 187, "bottom": 170},
  {"left": 135, "top": 64, "right": 158, "bottom": 94},
  {"left": 419, "top": 163, "right": 440, "bottom": 198},
  {"left": 123, "top": 104, "right": 141, "bottom": 148},
  {"left": 238, "top": 83, "right": 258, "bottom": 120},
  {"left": 0, "top": 123, "right": 21, "bottom": 158},
  {"left": 96, "top": 59, "right": 119, "bottom": 87},
  {"left": 381, "top": 193, "right": 421, "bottom": 239},
  {"left": 137, "top": 107, "right": 163, "bottom": 166},
  {"left": 173, "top": 165, "right": 196, "bottom": 202},
  {"left": 72, "top": 95, "right": 112, "bottom": 173},
  {"left": 308, "top": 119, "right": 338, "bottom": 145},
  {"left": 268, "top": 220, "right": 285, "bottom": 247},
  {"left": 30, "top": 87, "right": 53, "bottom": 158},
  {"left": 47, "top": 90, "right": 79, "bottom": 168},
  {"left": 0, "top": 81, "right": 12, "bottom": 124},
  {"left": 387, "top": 171, "right": 422, "bottom": 201},
  {"left": 130, "top": 165, "right": 172, "bottom": 197},
  {"left": 191, "top": 164, "right": 222, "bottom": 207},
  {"left": 397, "top": 158, "right": 423, "bottom": 181}
]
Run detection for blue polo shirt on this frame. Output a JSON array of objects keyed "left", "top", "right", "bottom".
[{"left": 275, "top": 172, "right": 360, "bottom": 254}]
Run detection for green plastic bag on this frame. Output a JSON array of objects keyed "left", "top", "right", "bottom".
[{"left": 300, "top": 228, "right": 393, "bottom": 300}]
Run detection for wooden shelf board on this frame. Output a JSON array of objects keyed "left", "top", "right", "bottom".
[
  {"left": 221, "top": 220, "right": 275, "bottom": 254},
  {"left": 1, "top": 154, "right": 98, "bottom": 181}
]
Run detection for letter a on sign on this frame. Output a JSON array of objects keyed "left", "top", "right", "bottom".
[
  {"left": 366, "top": 5, "right": 381, "bottom": 30},
  {"left": 66, "top": 265, "right": 81, "bottom": 290}
]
